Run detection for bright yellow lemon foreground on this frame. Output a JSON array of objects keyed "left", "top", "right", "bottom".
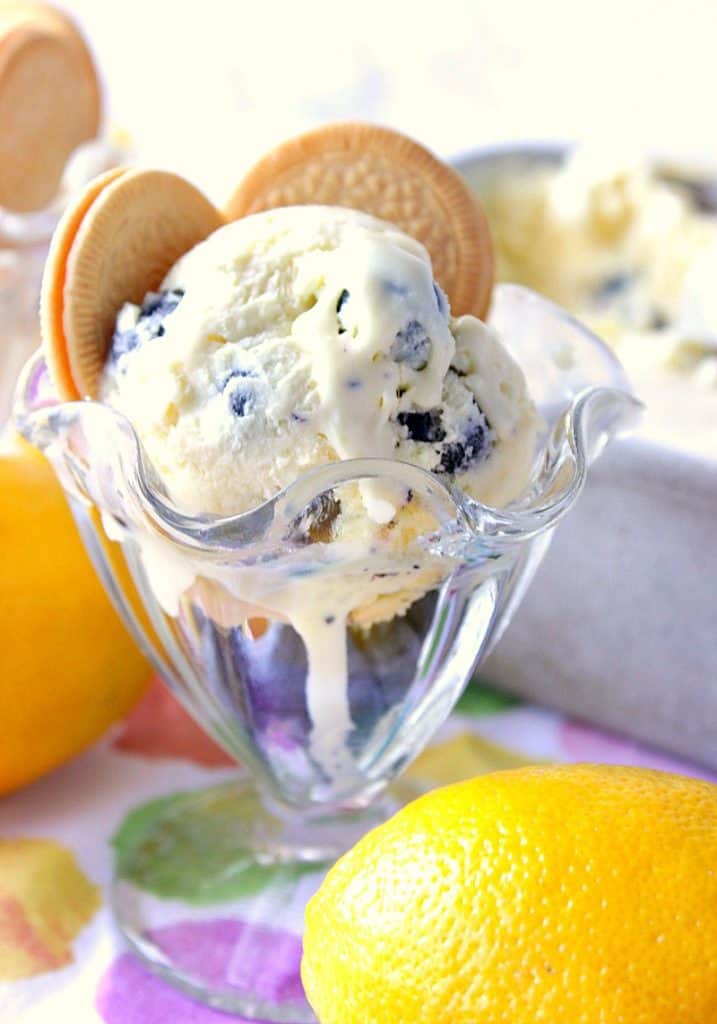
[
  {"left": 302, "top": 764, "right": 717, "bottom": 1024},
  {"left": 0, "top": 431, "right": 151, "bottom": 794}
]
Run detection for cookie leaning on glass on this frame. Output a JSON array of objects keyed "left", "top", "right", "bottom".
[
  {"left": 40, "top": 123, "right": 535, "bottom": 630},
  {"left": 40, "top": 167, "right": 223, "bottom": 400}
]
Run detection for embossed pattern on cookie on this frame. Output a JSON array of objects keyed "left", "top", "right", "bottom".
[{"left": 225, "top": 122, "right": 494, "bottom": 319}]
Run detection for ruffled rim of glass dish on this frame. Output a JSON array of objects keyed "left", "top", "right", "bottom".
[{"left": 14, "top": 284, "right": 642, "bottom": 559}]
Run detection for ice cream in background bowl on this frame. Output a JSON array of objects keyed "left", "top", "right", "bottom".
[
  {"left": 453, "top": 141, "right": 717, "bottom": 773},
  {"left": 16, "top": 124, "right": 639, "bottom": 1021},
  {"left": 460, "top": 143, "right": 717, "bottom": 456}
]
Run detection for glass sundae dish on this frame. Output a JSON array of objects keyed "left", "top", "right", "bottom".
[
  {"left": 15, "top": 125, "right": 640, "bottom": 1022},
  {"left": 15, "top": 280, "right": 638, "bottom": 1022}
]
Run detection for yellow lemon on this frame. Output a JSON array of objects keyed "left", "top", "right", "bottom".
[
  {"left": 302, "top": 764, "right": 717, "bottom": 1024},
  {"left": 0, "top": 430, "right": 152, "bottom": 794}
]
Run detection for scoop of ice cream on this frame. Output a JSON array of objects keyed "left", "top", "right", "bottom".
[{"left": 100, "top": 205, "right": 536, "bottom": 519}]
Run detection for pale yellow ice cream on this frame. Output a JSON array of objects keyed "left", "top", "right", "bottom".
[
  {"left": 478, "top": 146, "right": 717, "bottom": 456},
  {"left": 100, "top": 205, "right": 537, "bottom": 521}
]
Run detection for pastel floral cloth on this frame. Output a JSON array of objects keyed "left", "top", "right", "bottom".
[{"left": 0, "top": 678, "right": 713, "bottom": 1024}]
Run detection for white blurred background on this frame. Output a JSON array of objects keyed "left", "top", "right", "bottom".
[{"left": 64, "top": 0, "right": 714, "bottom": 202}]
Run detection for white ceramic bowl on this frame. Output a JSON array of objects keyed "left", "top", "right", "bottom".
[{"left": 454, "top": 143, "right": 717, "bottom": 768}]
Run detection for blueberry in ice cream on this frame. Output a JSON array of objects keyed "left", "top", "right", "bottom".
[
  {"left": 390, "top": 319, "right": 433, "bottom": 370},
  {"left": 110, "top": 288, "right": 185, "bottom": 362}
]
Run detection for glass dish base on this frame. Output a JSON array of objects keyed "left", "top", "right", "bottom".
[{"left": 111, "top": 777, "right": 392, "bottom": 1023}]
